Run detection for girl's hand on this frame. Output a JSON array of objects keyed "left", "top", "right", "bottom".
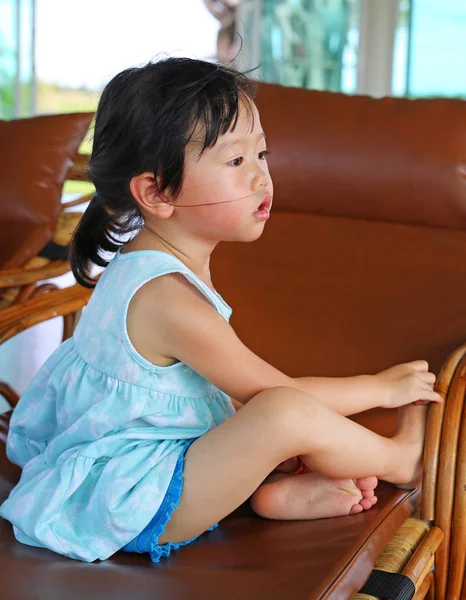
[{"left": 375, "top": 360, "right": 443, "bottom": 408}]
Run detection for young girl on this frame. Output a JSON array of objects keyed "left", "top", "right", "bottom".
[{"left": 0, "top": 57, "right": 442, "bottom": 564}]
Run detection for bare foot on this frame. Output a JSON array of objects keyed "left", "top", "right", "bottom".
[
  {"left": 250, "top": 472, "right": 378, "bottom": 520},
  {"left": 388, "top": 403, "right": 428, "bottom": 488}
]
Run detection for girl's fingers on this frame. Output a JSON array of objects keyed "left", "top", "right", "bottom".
[
  {"left": 409, "top": 360, "right": 429, "bottom": 372},
  {"left": 417, "top": 371, "right": 436, "bottom": 384},
  {"left": 420, "top": 383, "right": 435, "bottom": 393},
  {"left": 416, "top": 390, "right": 443, "bottom": 403}
]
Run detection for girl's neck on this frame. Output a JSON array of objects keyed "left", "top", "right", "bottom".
[{"left": 123, "top": 226, "right": 215, "bottom": 288}]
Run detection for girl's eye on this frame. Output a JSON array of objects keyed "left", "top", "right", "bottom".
[
  {"left": 228, "top": 157, "right": 244, "bottom": 167},
  {"left": 227, "top": 151, "right": 270, "bottom": 167}
]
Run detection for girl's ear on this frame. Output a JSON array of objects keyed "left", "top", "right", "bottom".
[{"left": 129, "top": 172, "right": 175, "bottom": 219}]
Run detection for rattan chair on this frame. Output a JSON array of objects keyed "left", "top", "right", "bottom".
[{"left": 353, "top": 342, "right": 466, "bottom": 598}]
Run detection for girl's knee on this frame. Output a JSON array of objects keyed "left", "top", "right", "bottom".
[
  {"left": 245, "top": 386, "right": 323, "bottom": 460},
  {"left": 250, "top": 386, "right": 321, "bottom": 430}
]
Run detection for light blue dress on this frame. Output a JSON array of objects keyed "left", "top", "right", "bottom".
[{"left": 0, "top": 249, "right": 236, "bottom": 563}]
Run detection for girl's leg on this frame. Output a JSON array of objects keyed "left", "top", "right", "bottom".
[{"left": 159, "top": 386, "right": 426, "bottom": 544}]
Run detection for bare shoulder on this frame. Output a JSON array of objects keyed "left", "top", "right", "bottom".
[
  {"left": 136, "top": 272, "right": 216, "bottom": 315},
  {"left": 126, "top": 272, "right": 217, "bottom": 367}
]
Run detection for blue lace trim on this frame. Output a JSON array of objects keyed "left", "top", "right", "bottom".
[{"left": 122, "top": 439, "right": 218, "bottom": 563}]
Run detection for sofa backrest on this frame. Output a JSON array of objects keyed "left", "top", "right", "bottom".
[{"left": 211, "top": 83, "right": 466, "bottom": 379}]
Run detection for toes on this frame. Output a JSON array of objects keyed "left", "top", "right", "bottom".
[
  {"left": 359, "top": 497, "right": 373, "bottom": 511},
  {"left": 353, "top": 495, "right": 378, "bottom": 513},
  {"left": 361, "top": 488, "right": 375, "bottom": 499},
  {"left": 356, "top": 476, "right": 378, "bottom": 492},
  {"left": 350, "top": 503, "right": 364, "bottom": 515}
]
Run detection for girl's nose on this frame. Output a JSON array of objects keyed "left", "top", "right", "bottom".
[{"left": 251, "top": 162, "right": 268, "bottom": 191}]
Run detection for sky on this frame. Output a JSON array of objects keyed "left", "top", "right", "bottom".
[
  {"left": 36, "top": 0, "right": 219, "bottom": 89},
  {"left": 408, "top": 0, "right": 466, "bottom": 96}
]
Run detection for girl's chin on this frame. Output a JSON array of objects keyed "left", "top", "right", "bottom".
[
  {"left": 214, "top": 219, "right": 268, "bottom": 243},
  {"left": 237, "top": 224, "right": 268, "bottom": 243}
]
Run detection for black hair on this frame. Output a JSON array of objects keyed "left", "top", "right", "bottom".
[{"left": 70, "top": 57, "right": 257, "bottom": 288}]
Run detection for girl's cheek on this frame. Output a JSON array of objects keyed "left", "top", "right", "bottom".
[
  {"left": 223, "top": 213, "right": 243, "bottom": 231},
  {"left": 210, "top": 206, "right": 244, "bottom": 232}
]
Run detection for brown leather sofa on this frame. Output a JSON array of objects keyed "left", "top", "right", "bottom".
[{"left": 1, "top": 82, "right": 466, "bottom": 599}]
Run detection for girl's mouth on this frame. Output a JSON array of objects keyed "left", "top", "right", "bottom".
[
  {"left": 255, "top": 194, "right": 272, "bottom": 212},
  {"left": 253, "top": 194, "right": 272, "bottom": 220}
]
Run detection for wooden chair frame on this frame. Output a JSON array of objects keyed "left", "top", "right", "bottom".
[
  {"left": 0, "top": 283, "right": 92, "bottom": 408},
  {"left": 356, "top": 344, "right": 466, "bottom": 599}
]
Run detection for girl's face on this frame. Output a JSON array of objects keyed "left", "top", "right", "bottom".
[{"left": 172, "top": 99, "right": 273, "bottom": 243}]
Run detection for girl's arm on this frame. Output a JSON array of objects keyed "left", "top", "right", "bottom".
[
  {"left": 293, "top": 360, "right": 440, "bottom": 415},
  {"left": 234, "top": 369, "right": 429, "bottom": 417},
  {"left": 292, "top": 375, "right": 384, "bottom": 416},
  {"left": 233, "top": 377, "right": 380, "bottom": 415},
  {"left": 135, "top": 274, "right": 441, "bottom": 416}
]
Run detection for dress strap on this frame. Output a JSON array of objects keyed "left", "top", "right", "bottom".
[{"left": 114, "top": 249, "right": 232, "bottom": 321}]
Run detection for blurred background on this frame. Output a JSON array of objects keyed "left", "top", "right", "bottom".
[{"left": 1, "top": 0, "right": 465, "bottom": 123}]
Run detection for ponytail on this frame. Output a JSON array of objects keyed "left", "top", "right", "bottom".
[{"left": 69, "top": 193, "right": 141, "bottom": 288}]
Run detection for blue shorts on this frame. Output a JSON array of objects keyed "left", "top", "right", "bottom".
[{"left": 121, "top": 439, "right": 218, "bottom": 563}]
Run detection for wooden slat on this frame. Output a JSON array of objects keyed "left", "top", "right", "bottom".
[
  {"left": 62, "top": 192, "right": 94, "bottom": 209},
  {"left": 446, "top": 390, "right": 466, "bottom": 599},
  {"left": 0, "top": 261, "right": 70, "bottom": 288},
  {"left": 402, "top": 526, "right": 442, "bottom": 583},
  {"left": 402, "top": 526, "right": 443, "bottom": 586},
  {"left": 433, "top": 361, "right": 466, "bottom": 600},
  {"left": 0, "top": 382, "right": 19, "bottom": 408},
  {"left": 0, "top": 284, "right": 92, "bottom": 344},
  {"left": 422, "top": 342, "right": 466, "bottom": 521},
  {"left": 413, "top": 571, "right": 434, "bottom": 600},
  {"left": 67, "top": 152, "right": 91, "bottom": 181}
]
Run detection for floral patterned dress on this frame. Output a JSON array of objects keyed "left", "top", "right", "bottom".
[{"left": 0, "top": 249, "right": 235, "bottom": 563}]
